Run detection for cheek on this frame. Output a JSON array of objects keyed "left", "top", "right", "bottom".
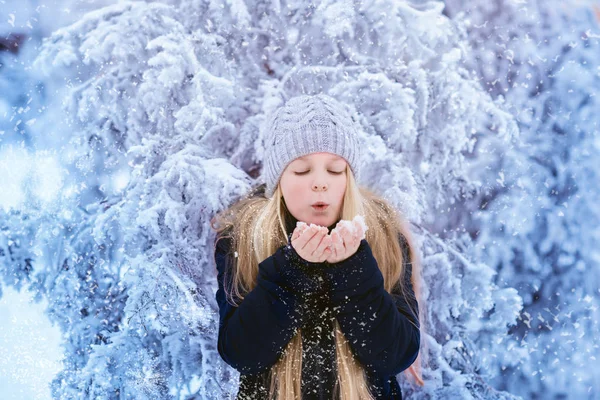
[
  {"left": 336, "top": 176, "right": 347, "bottom": 192},
  {"left": 332, "top": 180, "right": 346, "bottom": 205},
  {"left": 286, "top": 179, "right": 305, "bottom": 196},
  {"left": 280, "top": 175, "right": 305, "bottom": 204}
]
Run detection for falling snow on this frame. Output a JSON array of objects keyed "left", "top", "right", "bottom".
[{"left": 0, "top": 0, "right": 598, "bottom": 399}]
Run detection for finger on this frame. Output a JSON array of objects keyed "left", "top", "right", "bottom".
[
  {"left": 291, "top": 226, "right": 307, "bottom": 247},
  {"left": 355, "top": 220, "right": 365, "bottom": 240},
  {"left": 292, "top": 227, "right": 301, "bottom": 242},
  {"left": 311, "top": 230, "right": 328, "bottom": 253},
  {"left": 326, "top": 231, "right": 337, "bottom": 262},
  {"left": 331, "top": 229, "right": 340, "bottom": 262},
  {"left": 300, "top": 224, "right": 309, "bottom": 236},
  {"left": 339, "top": 225, "right": 351, "bottom": 247},
  {"left": 346, "top": 224, "right": 357, "bottom": 242},
  {"left": 340, "top": 225, "right": 356, "bottom": 252},
  {"left": 350, "top": 221, "right": 360, "bottom": 242},
  {"left": 338, "top": 226, "right": 356, "bottom": 261},
  {"left": 322, "top": 247, "right": 332, "bottom": 262},
  {"left": 316, "top": 234, "right": 332, "bottom": 261},
  {"left": 309, "top": 228, "right": 328, "bottom": 254},
  {"left": 331, "top": 229, "right": 344, "bottom": 256},
  {"left": 298, "top": 225, "right": 320, "bottom": 250},
  {"left": 348, "top": 223, "right": 361, "bottom": 251},
  {"left": 351, "top": 220, "right": 360, "bottom": 239}
]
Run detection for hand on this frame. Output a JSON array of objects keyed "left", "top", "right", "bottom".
[
  {"left": 326, "top": 220, "right": 365, "bottom": 263},
  {"left": 290, "top": 224, "right": 333, "bottom": 263}
]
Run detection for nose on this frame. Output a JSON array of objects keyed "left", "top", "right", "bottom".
[{"left": 313, "top": 182, "right": 328, "bottom": 191}]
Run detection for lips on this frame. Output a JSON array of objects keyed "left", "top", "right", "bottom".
[{"left": 311, "top": 202, "right": 329, "bottom": 211}]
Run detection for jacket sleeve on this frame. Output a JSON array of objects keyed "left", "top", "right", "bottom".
[
  {"left": 321, "top": 235, "right": 420, "bottom": 377},
  {"left": 214, "top": 234, "right": 326, "bottom": 374}
]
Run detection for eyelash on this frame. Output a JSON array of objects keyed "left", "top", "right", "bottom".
[{"left": 294, "top": 171, "right": 344, "bottom": 176}]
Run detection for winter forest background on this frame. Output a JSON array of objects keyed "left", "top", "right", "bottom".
[{"left": 1, "top": 0, "right": 598, "bottom": 399}]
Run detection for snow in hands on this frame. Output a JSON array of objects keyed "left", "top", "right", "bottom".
[{"left": 296, "top": 214, "right": 369, "bottom": 246}]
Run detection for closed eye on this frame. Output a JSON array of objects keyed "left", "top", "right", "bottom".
[{"left": 294, "top": 170, "right": 344, "bottom": 175}]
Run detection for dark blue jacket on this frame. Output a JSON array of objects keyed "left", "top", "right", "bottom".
[{"left": 214, "top": 218, "right": 420, "bottom": 399}]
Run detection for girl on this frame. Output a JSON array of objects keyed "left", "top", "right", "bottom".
[{"left": 211, "top": 94, "right": 425, "bottom": 399}]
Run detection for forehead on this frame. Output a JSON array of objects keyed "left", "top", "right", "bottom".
[{"left": 294, "top": 153, "right": 345, "bottom": 162}]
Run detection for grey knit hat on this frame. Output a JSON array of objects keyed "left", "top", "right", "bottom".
[{"left": 261, "top": 94, "right": 362, "bottom": 198}]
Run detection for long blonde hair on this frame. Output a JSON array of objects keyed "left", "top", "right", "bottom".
[{"left": 211, "top": 165, "right": 426, "bottom": 399}]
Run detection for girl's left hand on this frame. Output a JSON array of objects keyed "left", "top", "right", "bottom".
[{"left": 326, "top": 220, "right": 365, "bottom": 263}]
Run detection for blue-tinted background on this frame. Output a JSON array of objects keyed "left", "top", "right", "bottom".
[{"left": 1, "top": 0, "right": 598, "bottom": 399}]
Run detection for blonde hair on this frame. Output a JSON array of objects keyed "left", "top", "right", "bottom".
[{"left": 211, "top": 165, "right": 426, "bottom": 399}]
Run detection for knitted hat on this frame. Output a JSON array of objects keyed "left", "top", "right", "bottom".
[{"left": 261, "top": 94, "right": 362, "bottom": 198}]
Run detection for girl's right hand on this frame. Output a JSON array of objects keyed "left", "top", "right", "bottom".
[{"left": 290, "top": 224, "right": 332, "bottom": 263}]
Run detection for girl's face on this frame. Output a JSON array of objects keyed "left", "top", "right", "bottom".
[{"left": 279, "top": 152, "right": 347, "bottom": 228}]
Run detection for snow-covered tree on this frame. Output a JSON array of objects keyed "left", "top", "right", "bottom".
[
  {"left": 435, "top": 0, "right": 600, "bottom": 398},
  {"left": 7, "top": 0, "right": 582, "bottom": 398}
]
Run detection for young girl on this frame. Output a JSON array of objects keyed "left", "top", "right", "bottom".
[{"left": 211, "top": 94, "right": 425, "bottom": 399}]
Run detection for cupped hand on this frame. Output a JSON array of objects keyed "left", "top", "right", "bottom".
[
  {"left": 291, "top": 220, "right": 365, "bottom": 264},
  {"left": 326, "top": 220, "right": 365, "bottom": 263},
  {"left": 290, "top": 224, "right": 332, "bottom": 263}
]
